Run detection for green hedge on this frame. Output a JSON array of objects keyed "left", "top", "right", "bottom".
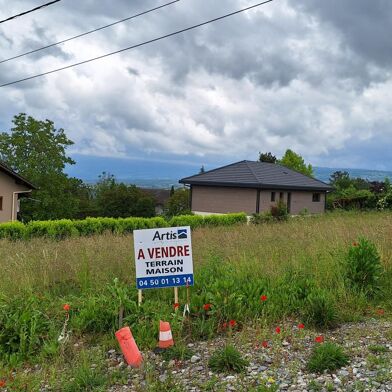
[{"left": 0, "top": 213, "right": 247, "bottom": 240}]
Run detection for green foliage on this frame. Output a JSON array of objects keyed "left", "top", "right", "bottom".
[
  {"left": 270, "top": 200, "right": 289, "bottom": 220},
  {"left": 208, "top": 345, "right": 248, "bottom": 373},
  {"left": 344, "top": 238, "right": 382, "bottom": 296},
  {"left": 279, "top": 149, "right": 313, "bottom": 177},
  {"left": 0, "top": 295, "right": 54, "bottom": 363},
  {"left": 164, "top": 188, "right": 191, "bottom": 217},
  {"left": 94, "top": 172, "right": 155, "bottom": 218},
  {"left": 250, "top": 211, "right": 275, "bottom": 224},
  {"left": 0, "top": 221, "right": 25, "bottom": 240},
  {"left": 160, "top": 343, "right": 194, "bottom": 361},
  {"left": 307, "top": 342, "right": 349, "bottom": 373},
  {"left": 258, "top": 152, "right": 277, "bottom": 163},
  {"left": 0, "top": 113, "right": 80, "bottom": 221},
  {"left": 303, "top": 289, "right": 338, "bottom": 329},
  {"left": 169, "top": 213, "right": 247, "bottom": 229}
]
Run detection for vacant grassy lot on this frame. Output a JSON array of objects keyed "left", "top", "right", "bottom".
[{"left": 0, "top": 211, "right": 391, "bottom": 390}]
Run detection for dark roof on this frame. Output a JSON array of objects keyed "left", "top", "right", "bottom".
[
  {"left": 179, "top": 160, "right": 333, "bottom": 191},
  {"left": 0, "top": 161, "right": 37, "bottom": 190},
  {"left": 142, "top": 188, "right": 171, "bottom": 205}
]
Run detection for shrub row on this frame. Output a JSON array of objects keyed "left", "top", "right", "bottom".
[{"left": 0, "top": 213, "right": 247, "bottom": 240}]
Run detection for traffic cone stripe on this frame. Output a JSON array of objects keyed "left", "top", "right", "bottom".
[{"left": 159, "top": 330, "right": 173, "bottom": 341}]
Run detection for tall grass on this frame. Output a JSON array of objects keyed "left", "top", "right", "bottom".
[{"left": 0, "top": 211, "right": 391, "bottom": 367}]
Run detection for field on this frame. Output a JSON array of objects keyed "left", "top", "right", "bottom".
[{"left": 0, "top": 211, "right": 391, "bottom": 391}]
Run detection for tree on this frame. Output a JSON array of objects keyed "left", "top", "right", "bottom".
[
  {"left": 0, "top": 113, "right": 79, "bottom": 221},
  {"left": 258, "top": 152, "right": 277, "bottom": 163},
  {"left": 94, "top": 173, "right": 155, "bottom": 218},
  {"left": 329, "top": 171, "right": 352, "bottom": 190},
  {"left": 279, "top": 149, "right": 313, "bottom": 177},
  {"left": 164, "top": 188, "right": 191, "bottom": 217}
]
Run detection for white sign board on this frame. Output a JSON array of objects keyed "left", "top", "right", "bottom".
[{"left": 134, "top": 226, "right": 194, "bottom": 289}]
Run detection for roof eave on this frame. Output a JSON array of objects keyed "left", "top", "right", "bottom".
[{"left": 179, "top": 179, "right": 332, "bottom": 192}]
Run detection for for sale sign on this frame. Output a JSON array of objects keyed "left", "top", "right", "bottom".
[{"left": 134, "top": 226, "right": 194, "bottom": 289}]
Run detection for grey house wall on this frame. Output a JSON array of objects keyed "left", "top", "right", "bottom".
[
  {"left": 191, "top": 185, "right": 326, "bottom": 215},
  {"left": 0, "top": 171, "right": 30, "bottom": 222}
]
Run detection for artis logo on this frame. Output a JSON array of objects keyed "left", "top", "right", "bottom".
[{"left": 152, "top": 228, "right": 188, "bottom": 241}]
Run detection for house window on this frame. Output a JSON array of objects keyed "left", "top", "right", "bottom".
[
  {"left": 271, "top": 192, "right": 275, "bottom": 202},
  {"left": 312, "top": 193, "right": 321, "bottom": 202},
  {"left": 279, "top": 192, "right": 284, "bottom": 200},
  {"left": 0, "top": 196, "right": 2, "bottom": 211}
]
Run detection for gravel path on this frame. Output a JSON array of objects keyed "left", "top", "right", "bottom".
[{"left": 106, "top": 319, "right": 392, "bottom": 392}]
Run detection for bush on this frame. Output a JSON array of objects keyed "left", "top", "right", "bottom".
[
  {"left": 344, "top": 238, "right": 382, "bottom": 296},
  {"left": 250, "top": 211, "right": 274, "bottom": 224},
  {"left": 271, "top": 200, "right": 289, "bottom": 221},
  {"left": 0, "top": 221, "right": 25, "bottom": 240},
  {"left": 208, "top": 345, "right": 248, "bottom": 373},
  {"left": 303, "top": 289, "right": 338, "bottom": 330},
  {"left": 307, "top": 342, "right": 349, "bottom": 373}
]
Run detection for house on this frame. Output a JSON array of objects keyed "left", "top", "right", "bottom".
[
  {"left": 142, "top": 188, "right": 171, "bottom": 214},
  {"left": 179, "top": 160, "right": 333, "bottom": 215},
  {"left": 0, "top": 161, "right": 36, "bottom": 223}
]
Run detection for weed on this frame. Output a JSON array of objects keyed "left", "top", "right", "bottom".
[
  {"left": 307, "top": 342, "right": 349, "bottom": 373},
  {"left": 208, "top": 345, "right": 248, "bottom": 373},
  {"left": 368, "top": 344, "right": 388, "bottom": 354},
  {"left": 303, "top": 289, "right": 338, "bottom": 329},
  {"left": 160, "top": 343, "right": 194, "bottom": 361},
  {"left": 344, "top": 238, "right": 382, "bottom": 296}
]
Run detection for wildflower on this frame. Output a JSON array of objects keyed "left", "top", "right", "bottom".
[
  {"left": 260, "top": 295, "right": 268, "bottom": 302},
  {"left": 203, "top": 303, "right": 212, "bottom": 311},
  {"left": 229, "top": 319, "right": 237, "bottom": 327},
  {"left": 275, "top": 327, "right": 281, "bottom": 334},
  {"left": 262, "top": 340, "right": 269, "bottom": 348},
  {"left": 0, "top": 380, "right": 6, "bottom": 388},
  {"left": 63, "top": 304, "right": 70, "bottom": 312},
  {"left": 267, "top": 377, "right": 275, "bottom": 384},
  {"left": 173, "top": 303, "right": 180, "bottom": 310},
  {"left": 376, "top": 308, "right": 385, "bottom": 315},
  {"left": 315, "top": 336, "right": 324, "bottom": 343},
  {"left": 298, "top": 323, "right": 305, "bottom": 329},
  {"left": 222, "top": 322, "right": 228, "bottom": 329}
]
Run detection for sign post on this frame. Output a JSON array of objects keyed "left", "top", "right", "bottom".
[{"left": 134, "top": 226, "right": 194, "bottom": 303}]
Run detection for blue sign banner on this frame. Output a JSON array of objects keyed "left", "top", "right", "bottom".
[{"left": 136, "top": 274, "right": 194, "bottom": 289}]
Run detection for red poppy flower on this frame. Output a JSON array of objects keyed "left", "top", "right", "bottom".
[
  {"left": 260, "top": 295, "right": 268, "bottom": 302},
  {"left": 63, "top": 304, "right": 70, "bottom": 312},
  {"left": 203, "top": 303, "right": 212, "bottom": 311},
  {"left": 229, "top": 319, "right": 237, "bottom": 327},
  {"left": 315, "top": 336, "right": 324, "bottom": 343},
  {"left": 275, "top": 327, "right": 281, "bottom": 334},
  {"left": 376, "top": 308, "right": 385, "bottom": 315},
  {"left": 173, "top": 303, "right": 180, "bottom": 309},
  {"left": 262, "top": 340, "right": 269, "bottom": 348},
  {"left": 0, "top": 380, "right": 6, "bottom": 388},
  {"left": 298, "top": 323, "right": 305, "bottom": 329},
  {"left": 222, "top": 322, "right": 228, "bottom": 329}
]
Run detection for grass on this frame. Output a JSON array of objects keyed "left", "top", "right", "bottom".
[
  {"left": 0, "top": 210, "right": 391, "bottom": 387},
  {"left": 208, "top": 345, "right": 248, "bottom": 373},
  {"left": 307, "top": 342, "right": 349, "bottom": 373}
]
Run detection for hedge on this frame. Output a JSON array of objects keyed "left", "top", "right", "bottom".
[{"left": 0, "top": 213, "right": 247, "bottom": 240}]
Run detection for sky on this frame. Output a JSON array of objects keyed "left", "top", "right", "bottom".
[{"left": 1, "top": 0, "right": 392, "bottom": 180}]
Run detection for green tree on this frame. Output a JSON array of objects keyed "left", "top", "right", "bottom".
[
  {"left": 279, "top": 149, "right": 313, "bottom": 177},
  {"left": 164, "top": 188, "right": 191, "bottom": 217},
  {"left": 94, "top": 173, "right": 155, "bottom": 218},
  {"left": 258, "top": 152, "right": 277, "bottom": 163},
  {"left": 0, "top": 113, "right": 80, "bottom": 221}
]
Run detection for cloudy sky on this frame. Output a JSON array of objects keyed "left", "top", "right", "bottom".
[{"left": 1, "top": 0, "right": 392, "bottom": 179}]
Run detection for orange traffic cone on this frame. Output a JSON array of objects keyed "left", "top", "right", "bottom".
[
  {"left": 158, "top": 320, "right": 174, "bottom": 349},
  {"left": 115, "top": 326, "right": 143, "bottom": 368}
]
